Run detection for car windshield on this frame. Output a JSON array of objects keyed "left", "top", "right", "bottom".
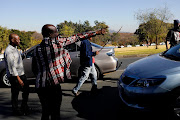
[{"left": 162, "top": 44, "right": 180, "bottom": 61}]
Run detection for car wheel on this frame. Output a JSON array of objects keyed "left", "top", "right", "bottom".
[
  {"left": 0, "top": 71, "right": 11, "bottom": 87},
  {"left": 95, "top": 66, "right": 100, "bottom": 79},
  {"left": 88, "top": 65, "right": 100, "bottom": 81}
]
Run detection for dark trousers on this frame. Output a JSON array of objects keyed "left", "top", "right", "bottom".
[
  {"left": 37, "top": 84, "right": 62, "bottom": 120},
  {"left": 9, "top": 75, "right": 29, "bottom": 111}
]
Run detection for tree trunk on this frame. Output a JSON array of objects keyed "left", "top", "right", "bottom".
[{"left": 155, "top": 35, "right": 158, "bottom": 49}]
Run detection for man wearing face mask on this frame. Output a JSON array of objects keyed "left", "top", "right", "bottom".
[
  {"left": 32, "top": 24, "right": 106, "bottom": 120},
  {"left": 4, "top": 34, "right": 30, "bottom": 116},
  {"left": 166, "top": 19, "right": 180, "bottom": 49}
]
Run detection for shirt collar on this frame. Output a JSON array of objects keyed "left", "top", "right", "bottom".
[{"left": 8, "top": 44, "right": 17, "bottom": 50}]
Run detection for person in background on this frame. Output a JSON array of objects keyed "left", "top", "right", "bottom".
[
  {"left": 166, "top": 19, "right": 180, "bottom": 49},
  {"left": 72, "top": 36, "right": 99, "bottom": 97},
  {"left": 4, "top": 33, "right": 30, "bottom": 115},
  {"left": 32, "top": 24, "right": 106, "bottom": 120}
]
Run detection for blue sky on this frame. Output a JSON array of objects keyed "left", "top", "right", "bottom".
[{"left": 1, "top": 0, "right": 180, "bottom": 33}]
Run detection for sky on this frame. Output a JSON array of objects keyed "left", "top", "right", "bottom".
[{"left": 1, "top": 0, "right": 180, "bottom": 33}]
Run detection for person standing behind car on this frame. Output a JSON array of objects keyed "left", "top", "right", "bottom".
[
  {"left": 32, "top": 24, "right": 106, "bottom": 120},
  {"left": 4, "top": 33, "right": 30, "bottom": 115},
  {"left": 72, "top": 36, "right": 99, "bottom": 97},
  {"left": 166, "top": 19, "right": 180, "bottom": 49}
]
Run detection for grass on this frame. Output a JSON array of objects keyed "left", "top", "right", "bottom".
[{"left": 114, "top": 45, "right": 168, "bottom": 57}]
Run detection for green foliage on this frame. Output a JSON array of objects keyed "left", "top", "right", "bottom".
[
  {"left": 135, "top": 6, "right": 173, "bottom": 48},
  {"left": 57, "top": 20, "right": 110, "bottom": 46},
  {"left": 0, "top": 26, "right": 10, "bottom": 53},
  {"left": 0, "top": 26, "right": 42, "bottom": 53},
  {"left": 60, "top": 24, "right": 75, "bottom": 37},
  {"left": 31, "top": 32, "right": 42, "bottom": 46}
]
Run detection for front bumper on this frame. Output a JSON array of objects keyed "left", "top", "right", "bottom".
[
  {"left": 117, "top": 80, "right": 171, "bottom": 109},
  {"left": 116, "top": 58, "right": 122, "bottom": 70}
]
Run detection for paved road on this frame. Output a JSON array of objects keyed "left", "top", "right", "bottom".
[{"left": 0, "top": 57, "right": 176, "bottom": 120}]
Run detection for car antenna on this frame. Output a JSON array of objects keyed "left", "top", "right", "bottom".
[{"left": 98, "top": 26, "right": 122, "bottom": 52}]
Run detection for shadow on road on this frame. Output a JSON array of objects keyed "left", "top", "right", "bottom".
[
  {"left": 71, "top": 86, "right": 177, "bottom": 120},
  {"left": 0, "top": 88, "right": 41, "bottom": 119}
]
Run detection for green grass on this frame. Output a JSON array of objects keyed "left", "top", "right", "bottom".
[{"left": 114, "top": 45, "right": 167, "bottom": 57}]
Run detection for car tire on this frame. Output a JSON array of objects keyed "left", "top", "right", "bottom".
[
  {"left": 88, "top": 65, "right": 101, "bottom": 81},
  {"left": 0, "top": 70, "right": 11, "bottom": 87},
  {"left": 95, "top": 65, "right": 100, "bottom": 80}
]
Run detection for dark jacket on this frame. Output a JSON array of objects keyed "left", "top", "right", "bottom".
[
  {"left": 166, "top": 28, "right": 180, "bottom": 47},
  {"left": 80, "top": 39, "right": 96, "bottom": 67}
]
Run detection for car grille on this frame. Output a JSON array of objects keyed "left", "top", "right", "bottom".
[{"left": 122, "top": 76, "right": 136, "bottom": 85}]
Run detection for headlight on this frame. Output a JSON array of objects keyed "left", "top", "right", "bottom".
[{"left": 130, "top": 76, "right": 166, "bottom": 87}]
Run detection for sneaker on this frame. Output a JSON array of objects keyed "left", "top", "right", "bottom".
[{"left": 72, "top": 90, "right": 79, "bottom": 97}]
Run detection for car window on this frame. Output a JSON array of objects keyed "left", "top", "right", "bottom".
[
  {"left": 26, "top": 50, "right": 34, "bottom": 58},
  {"left": 65, "top": 43, "right": 80, "bottom": 52},
  {"left": 163, "top": 44, "right": 180, "bottom": 60}
]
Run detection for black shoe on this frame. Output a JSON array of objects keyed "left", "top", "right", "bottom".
[
  {"left": 91, "top": 85, "right": 98, "bottom": 96},
  {"left": 21, "top": 105, "right": 30, "bottom": 115},
  {"left": 72, "top": 90, "right": 79, "bottom": 97},
  {"left": 13, "top": 109, "right": 23, "bottom": 116}
]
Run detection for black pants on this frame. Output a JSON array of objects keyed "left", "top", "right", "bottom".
[
  {"left": 37, "top": 84, "right": 62, "bottom": 120},
  {"left": 9, "top": 75, "right": 29, "bottom": 111}
]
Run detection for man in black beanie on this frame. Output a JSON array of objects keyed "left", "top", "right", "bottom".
[{"left": 166, "top": 19, "right": 180, "bottom": 49}]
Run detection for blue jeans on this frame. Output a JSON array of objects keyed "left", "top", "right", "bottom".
[{"left": 73, "top": 63, "right": 97, "bottom": 93}]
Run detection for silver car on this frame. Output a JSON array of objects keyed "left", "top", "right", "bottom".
[
  {"left": 118, "top": 44, "right": 180, "bottom": 118},
  {"left": 0, "top": 42, "right": 119, "bottom": 87}
]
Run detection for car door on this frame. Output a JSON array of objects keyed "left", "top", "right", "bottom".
[
  {"left": 23, "top": 49, "right": 35, "bottom": 79},
  {"left": 65, "top": 42, "right": 81, "bottom": 77}
]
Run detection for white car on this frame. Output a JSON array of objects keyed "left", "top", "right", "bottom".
[
  {"left": 0, "top": 54, "right": 4, "bottom": 61},
  {"left": 120, "top": 45, "right": 124, "bottom": 48},
  {"left": 127, "top": 45, "right": 132, "bottom": 47},
  {"left": 160, "top": 42, "right": 165, "bottom": 45},
  {"left": 151, "top": 43, "right": 156, "bottom": 46}
]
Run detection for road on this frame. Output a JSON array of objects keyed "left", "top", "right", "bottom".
[{"left": 0, "top": 57, "right": 176, "bottom": 120}]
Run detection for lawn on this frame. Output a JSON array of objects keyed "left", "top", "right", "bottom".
[{"left": 114, "top": 45, "right": 168, "bottom": 57}]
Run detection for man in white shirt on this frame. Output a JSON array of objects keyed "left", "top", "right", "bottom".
[{"left": 4, "top": 33, "right": 29, "bottom": 115}]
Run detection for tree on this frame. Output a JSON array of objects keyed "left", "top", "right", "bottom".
[
  {"left": 56, "top": 20, "right": 110, "bottom": 46},
  {"left": 0, "top": 26, "right": 9, "bottom": 53},
  {"left": 135, "top": 6, "right": 173, "bottom": 49},
  {"left": 92, "top": 20, "right": 110, "bottom": 45},
  {"left": 57, "top": 20, "right": 94, "bottom": 36}
]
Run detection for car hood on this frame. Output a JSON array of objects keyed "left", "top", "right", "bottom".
[{"left": 125, "top": 54, "right": 180, "bottom": 78}]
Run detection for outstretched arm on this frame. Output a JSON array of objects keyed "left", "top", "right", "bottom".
[{"left": 57, "top": 28, "right": 107, "bottom": 46}]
